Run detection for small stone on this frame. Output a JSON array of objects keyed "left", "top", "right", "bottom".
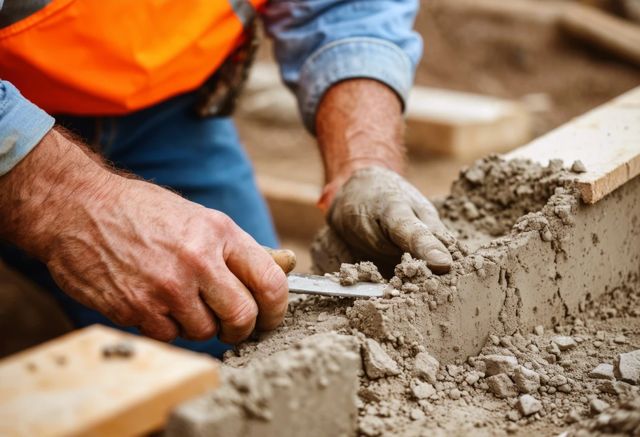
[
  {"left": 465, "top": 372, "right": 482, "bottom": 386},
  {"left": 613, "top": 334, "right": 628, "bottom": 344},
  {"left": 546, "top": 342, "right": 561, "bottom": 356},
  {"left": 462, "top": 201, "right": 480, "bottom": 220},
  {"left": 359, "top": 416, "right": 384, "bottom": 436},
  {"left": 548, "top": 158, "right": 564, "bottom": 172},
  {"left": 565, "top": 409, "right": 581, "bottom": 424},
  {"left": 614, "top": 349, "right": 640, "bottom": 385},
  {"left": 513, "top": 366, "right": 541, "bottom": 393},
  {"left": 490, "top": 335, "right": 500, "bottom": 346},
  {"left": 589, "top": 398, "right": 609, "bottom": 416},
  {"left": 571, "top": 160, "right": 587, "bottom": 173},
  {"left": 411, "top": 380, "right": 436, "bottom": 400},
  {"left": 558, "top": 383, "right": 572, "bottom": 393},
  {"left": 551, "top": 336, "right": 577, "bottom": 351},
  {"left": 506, "top": 410, "right": 520, "bottom": 422},
  {"left": 413, "top": 352, "right": 440, "bottom": 384},
  {"left": 533, "top": 325, "right": 544, "bottom": 336},
  {"left": 486, "top": 374, "right": 519, "bottom": 398},
  {"left": 464, "top": 167, "right": 485, "bottom": 184},
  {"left": 362, "top": 338, "right": 400, "bottom": 379},
  {"left": 482, "top": 355, "right": 518, "bottom": 376},
  {"left": 589, "top": 363, "right": 615, "bottom": 380},
  {"left": 447, "top": 364, "right": 463, "bottom": 377},
  {"left": 410, "top": 408, "right": 425, "bottom": 421},
  {"left": 549, "top": 375, "right": 568, "bottom": 387},
  {"left": 449, "top": 388, "right": 462, "bottom": 400},
  {"left": 518, "top": 394, "right": 542, "bottom": 416}
]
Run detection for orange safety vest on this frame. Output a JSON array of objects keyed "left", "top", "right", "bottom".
[{"left": 0, "top": 0, "right": 265, "bottom": 115}]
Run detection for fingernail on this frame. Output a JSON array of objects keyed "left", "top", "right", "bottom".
[{"left": 426, "top": 249, "right": 452, "bottom": 268}]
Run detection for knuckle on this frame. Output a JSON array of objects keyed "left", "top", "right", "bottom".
[
  {"left": 188, "top": 320, "right": 218, "bottom": 341},
  {"left": 258, "top": 263, "right": 289, "bottom": 307},
  {"left": 211, "top": 211, "right": 235, "bottom": 233},
  {"left": 155, "top": 276, "right": 184, "bottom": 303},
  {"left": 224, "top": 298, "right": 258, "bottom": 332}
]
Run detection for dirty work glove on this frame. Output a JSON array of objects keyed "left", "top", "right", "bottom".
[{"left": 327, "top": 167, "right": 454, "bottom": 274}]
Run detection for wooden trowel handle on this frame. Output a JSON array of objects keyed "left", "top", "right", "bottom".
[{"left": 263, "top": 246, "right": 297, "bottom": 274}]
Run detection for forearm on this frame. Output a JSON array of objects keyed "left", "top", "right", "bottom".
[
  {"left": 316, "top": 79, "right": 406, "bottom": 211},
  {"left": 0, "top": 128, "right": 115, "bottom": 258}
]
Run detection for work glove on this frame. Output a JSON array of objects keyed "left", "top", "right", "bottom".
[{"left": 327, "top": 166, "right": 454, "bottom": 274}]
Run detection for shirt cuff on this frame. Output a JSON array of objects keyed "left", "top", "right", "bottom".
[
  {"left": 297, "top": 37, "right": 414, "bottom": 134},
  {"left": 0, "top": 81, "right": 55, "bottom": 176}
]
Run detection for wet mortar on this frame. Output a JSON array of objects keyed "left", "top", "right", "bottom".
[{"left": 168, "top": 156, "right": 640, "bottom": 436}]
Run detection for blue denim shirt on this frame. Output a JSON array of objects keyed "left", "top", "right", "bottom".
[{"left": 0, "top": 0, "right": 421, "bottom": 176}]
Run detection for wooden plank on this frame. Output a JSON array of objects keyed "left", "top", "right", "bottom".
[
  {"left": 560, "top": 2, "right": 640, "bottom": 67},
  {"left": 257, "top": 174, "right": 324, "bottom": 241},
  {"left": 405, "top": 87, "right": 533, "bottom": 159},
  {"left": 505, "top": 86, "right": 640, "bottom": 204},
  {"left": 0, "top": 325, "right": 219, "bottom": 437}
]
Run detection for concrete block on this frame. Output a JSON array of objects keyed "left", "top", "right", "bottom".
[{"left": 166, "top": 333, "right": 360, "bottom": 437}]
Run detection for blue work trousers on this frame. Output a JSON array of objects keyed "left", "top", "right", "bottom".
[{"left": 0, "top": 91, "right": 278, "bottom": 358}]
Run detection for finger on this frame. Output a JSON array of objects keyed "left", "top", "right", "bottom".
[
  {"left": 414, "top": 203, "right": 457, "bottom": 246},
  {"left": 225, "top": 233, "right": 289, "bottom": 331},
  {"left": 169, "top": 295, "right": 219, "bottom": 341},
  {"left": 139, "top": 314, "right": 180, "bottom": 342},
  {"left": 382, "top": 202, "right": 453, "bottom": 274},
  {"left": 199, "top": 265, "right": 259, "bottom": 344}
]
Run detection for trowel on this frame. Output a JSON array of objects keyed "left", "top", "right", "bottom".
[{"left": 265, "top": 247, "right": 386, "bottom": 299}]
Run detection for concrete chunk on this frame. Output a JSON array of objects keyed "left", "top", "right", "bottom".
[
  {"left": 614, "top": 349, "right": 640, "bottom": 385},
  {"left": 487, "top": 374, "right": 519, "bottom": 398},
  {"left": 589, "top": 398, "right": 610, "bottom": 416},
  {"left": 413, "top": 351, "right": 440, "bottom": 384},
  {"left": 518, "top": 394, "right": 542, "bottom": 416},
  {"left": 513, "top": 366, "right": 541, "bottom": 393},
  {"left": 551, "top": 336, "right": 577, "bottom": 351},
  {"left": 410, "top": 379, "right": 436, "bottom": 400},
  {"left": 362, "top": 338, "right": 400, "bottom": 379},
  {"left": 589, "top": 363, "right": 615, "bottom": 380},
  {"left": 166, "top": 333, "right": 360, "bottom": 437},
  {"left": 482, "top": 355, "right": 518, "bottom": 376}
]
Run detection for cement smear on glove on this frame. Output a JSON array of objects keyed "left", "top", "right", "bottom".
[{"left": 172, "top": 156, "right": 640, "bottom": 436}]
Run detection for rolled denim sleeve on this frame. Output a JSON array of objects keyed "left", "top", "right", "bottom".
[
  {"left": 0, "top": 80, "right": 54, "bottom": 176},
  {"left": 262, "top": 0, "right": 422, "bottom": 133}
]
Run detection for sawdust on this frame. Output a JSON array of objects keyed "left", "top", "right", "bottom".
[{"left": 176, "top": 156, "right": 640, "bottom": 436}]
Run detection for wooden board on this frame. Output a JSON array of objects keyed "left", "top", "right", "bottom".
[
  {"left": 405, "top": 87, "right": 532, "bottom": 159},
  {"left": 257, "top": 174, "right": 324, "bottom": 240},
  {"left": 0, "top": 325, "right": 219, "bottom": 437},
  {"left": 505, "top": 86, "right": 640, "bottom": 203},
  {"left": 560, "top": 2, "right": 640, "bottom": 67}
]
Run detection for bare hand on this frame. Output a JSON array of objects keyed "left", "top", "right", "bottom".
[{"left": 0, "top": 129, "right": 288, "bottom": 343}]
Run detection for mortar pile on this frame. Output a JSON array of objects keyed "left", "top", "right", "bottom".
[{"left": 172, "top": 156, "right": 640, "bottom": 436}]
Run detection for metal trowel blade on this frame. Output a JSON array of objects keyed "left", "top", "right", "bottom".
[{"left": 287, "top": 273, "right": 386, "bottom": 298}]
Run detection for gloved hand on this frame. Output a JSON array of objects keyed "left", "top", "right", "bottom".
[{"left": 327, "top": 166, "right": 454, "bottom": 274}]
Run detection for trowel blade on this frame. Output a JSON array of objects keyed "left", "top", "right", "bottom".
[{"left": 287, "top": 273, "right": 386, "bottom": 298}]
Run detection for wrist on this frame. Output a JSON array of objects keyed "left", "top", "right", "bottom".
[
  {"left": 0, "top": 128, "right": 119, "bottom": 258},
  {"left": 315, "top": 79, "right": 406, "bottom": 214}
]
